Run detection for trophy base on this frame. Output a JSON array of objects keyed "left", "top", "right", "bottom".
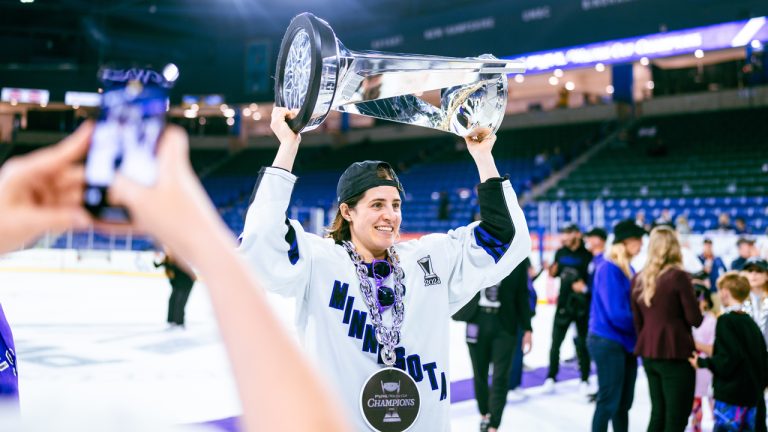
[{"left": 383, "top": 413, "right": 402, "bottom": 423}]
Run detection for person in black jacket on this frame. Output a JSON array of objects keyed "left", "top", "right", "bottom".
[
  {"left": 454, "top": 259, "right": 534, "bottom": 432},
  {"left": 155, "top": 247, "right": 196, "bottom": 328},
  {"left": 545, "top": 223, "right": 593, "bottom": 392},
  {"left": 690, "top": 272, "right": 768, "bottom": 432},
  {"left": 508, "top": 263, "right": 538, "bottom": 399}
]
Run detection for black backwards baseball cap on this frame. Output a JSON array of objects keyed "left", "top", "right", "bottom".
[
  {"left": 743, "top": 257, "right": 768, "bottom": 272},
  {"left": 585, "top": 227, "right": 608, "bottom": 241},
  {"left": 336, "top": 161, "right": 404, "bottom": 204},
  {"left": 612, "top": 219, "right": 647, "bottom": 243}
]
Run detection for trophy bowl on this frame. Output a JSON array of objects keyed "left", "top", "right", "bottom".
[{"left": 440, "top": 70, "right": 508, "bottom": 137}]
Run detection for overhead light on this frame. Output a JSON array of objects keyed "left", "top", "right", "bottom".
[
  {"left": 199, "top": 117, "right": 207, "bottom": 125},
  {"left": 565, "top": 81, "right": 575, "bottom": 91},
  {"left": 730, "top": 17, "right": 766, "bottom": 47},
  {"left": 10, "top": 100, "right": 18, "bottom": 106},
  {"left": 223, "top": 108, "right": 236, "bottom": 118},
  {"left": 226, "top": 117, "right": 235, "bottom": 126},
  {"left": 243, "top": 108, "right": 252, "bottom": 116},
  {"left": 183, "top": 109, "right": 197, "bottom": 119},
  {"left": 606, "top": 85, "right": 614, "bottom": 95},
  {"left": 694, "top": 49, "right": 704, "bottom": 58},
  {"left": 646, "top": 81, "right": 655, "bottom": 90},
  {"left": 595, "top": 63, "right": 605, "bottom": 72},
  {"left": 252, "top": 112, "right": 262, "bottom": 121},
  {"left": 220, "top": 104, "right": 229, "bottom": 112},
  {"left": 190, "top": 103, "right": 199, "bottom": 111},
  {"left": 553, "top": 69, "right": 563, "bottom": 78},
  {"left": 514, "top": 74, "right": 524, "bottom": 83},
  {"left": 40, "top": 102, "right": 47, "bottom": 108},
  {"left": 249, "top": 103, "right": 259, "bottom": 111},
  {"left": 20, "top": 0, "right": 34, "bottom": 3},
  {"left": 640, "top": 57, "right": 650, "bottom": 66},
  {"left": 548, "top": 76, "right": 559, "bottom": 86},
  {"left": 162, "top": 63, "right": 180, "bottom": 83}
]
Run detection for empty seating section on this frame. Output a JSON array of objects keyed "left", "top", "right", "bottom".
[
  {"left": 539, "top": 108, "right": 768, "bottom": 232},
  {"left": 200, "top": 121, "right": 608, "bottom": 235}
]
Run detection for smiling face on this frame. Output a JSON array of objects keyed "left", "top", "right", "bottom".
[{"left": 340, "top": 185, "right": 402, "bottom": 261}]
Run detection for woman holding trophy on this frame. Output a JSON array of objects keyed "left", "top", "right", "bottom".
[{"left": 238, "top": 106, "right": 530, "bottom": 431}]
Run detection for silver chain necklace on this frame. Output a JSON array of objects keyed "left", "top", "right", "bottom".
[{"left": 342, "top": 241, "right": 405, "bottom": 366}]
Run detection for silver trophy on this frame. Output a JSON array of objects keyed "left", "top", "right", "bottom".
[
  {"left": 381, "top": 380, "right": 402, "bottom": 423},
  {"left": 274, "top": 13, "right": 525, "bottom": 137}
]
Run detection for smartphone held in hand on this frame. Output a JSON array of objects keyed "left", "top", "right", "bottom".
[{"left": 83, "top": 67, "right": 175, "bottom": 223}]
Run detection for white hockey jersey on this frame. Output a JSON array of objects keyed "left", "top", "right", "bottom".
[{"left": 239, "top": 167, "right": 531, "bottom": 431}]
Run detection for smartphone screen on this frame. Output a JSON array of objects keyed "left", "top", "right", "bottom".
[{"left": 83, "top": 68, "right": 170, "bottom": 223}]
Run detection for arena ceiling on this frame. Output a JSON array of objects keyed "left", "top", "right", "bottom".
[
  {"left": 0, "top": 0, "right": 471, "bottom": 68},
  {"left": 1, "top": 0, "right": 767, "bottom": 102}
]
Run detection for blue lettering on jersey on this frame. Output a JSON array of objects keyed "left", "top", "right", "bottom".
[
  {"left": 362, "top": 325, "right": 378, "bottom": 353},
  {"left": 348, "top": 310, "right": 367, "bottom": 339},
  {"left": 329, "top": 281, "right": 349, "bottom": 310},
  {"left": 328, "top": 280, "right": 447, "bottom": 400},
  {"left": 407, "top": 354, "right": 424, "bottom": 382},
  {"left": 440, "top": 372, "right": 447, "bottom": 400},
  {"left": 343, "top": 296, "right": 355, "bottom": 324},
  {"left": 422, "top": 362, "right": 438, "bottom": 390}
]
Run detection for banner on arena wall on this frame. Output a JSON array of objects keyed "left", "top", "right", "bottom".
[
  {"left": 64, "top": 91, "right": 101, "bottom": 107},
  {"left": 1, "top": 88, "right": 50, "bottom": 105}
]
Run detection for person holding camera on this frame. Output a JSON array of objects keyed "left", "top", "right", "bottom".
[{"left": 0, "top": 123, "right": 351, "bottom": 431}]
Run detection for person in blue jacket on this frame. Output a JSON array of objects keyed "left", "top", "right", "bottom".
[
  {"left": 585, "top": 227, "right": 608, "bottom": 290},
  {"left": 587, "top": 219, "right": 647, "bottom": 432}
]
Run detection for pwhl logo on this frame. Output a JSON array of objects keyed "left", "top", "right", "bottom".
[{"left": 417, "top": 256, "right": 441, "bottom": 286}]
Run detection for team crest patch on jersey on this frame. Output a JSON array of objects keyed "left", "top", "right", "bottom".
[{"left": 417, "top": 256, "right": 441, "bottom": 286}]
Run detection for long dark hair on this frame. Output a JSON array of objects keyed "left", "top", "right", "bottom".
[{"left": 326, "top": 166, "right": 396, "bottom": 243}]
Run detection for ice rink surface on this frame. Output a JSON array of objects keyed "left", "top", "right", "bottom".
[{"left": 0, "top": 251, "right": 740, "bottom": 431}]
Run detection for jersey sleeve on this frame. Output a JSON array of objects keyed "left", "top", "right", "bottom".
[
  {"left": 238, "top": 167, "right": 313, "bottom": 298},
  {"left": 432, "top": 177, "right": 531, "bottom": 313}
]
